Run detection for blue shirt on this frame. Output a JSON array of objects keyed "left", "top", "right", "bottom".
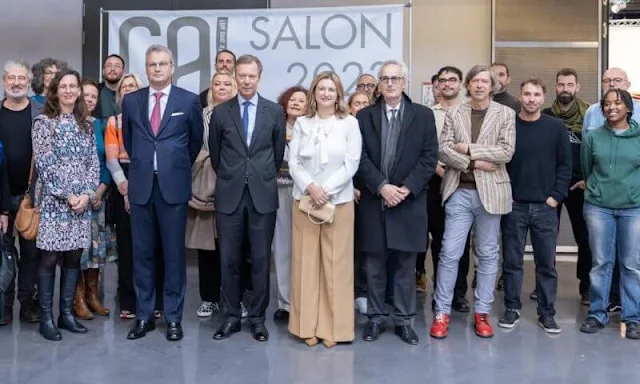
[
  {"left": 237, "top": 93, "right": 259, "bottom": 146},
  {"left": 93, "top": 118, "right": 112, "bottom": 185},
  {"left": 582, "top": 100, "right": 640, "bottom": 136}
]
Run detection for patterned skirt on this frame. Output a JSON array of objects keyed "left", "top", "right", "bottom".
[{"left": 80, "top": 201, "right": 118, "bottom": 269}]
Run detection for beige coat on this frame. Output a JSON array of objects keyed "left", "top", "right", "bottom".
[{"left": 439, "top": 100, "right": 516, "bottom": 215}]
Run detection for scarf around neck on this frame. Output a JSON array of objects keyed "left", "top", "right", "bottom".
[{"left": 551, "top": 97, "right": 590, "bottom": 134}]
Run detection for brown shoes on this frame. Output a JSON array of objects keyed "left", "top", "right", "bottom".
[{"left": 73, "top": 269, "right": 110, "bottom": 319}]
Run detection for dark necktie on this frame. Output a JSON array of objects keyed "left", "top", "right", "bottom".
[{"left": 242, "top": 101, "right": 251, "bottom": 144}]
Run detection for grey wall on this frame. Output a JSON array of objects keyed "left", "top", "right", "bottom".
[{"left": 0, "top": 0, "right": 83, "bottom": 95}]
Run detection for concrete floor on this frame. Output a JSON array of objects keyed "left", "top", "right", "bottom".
[{"left": 1, "top": 259, "right": 639, "bottom": 384}]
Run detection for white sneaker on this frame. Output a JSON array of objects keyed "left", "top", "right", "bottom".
[
  {"left": 197, "top": 301, "right": 219, "bottom": 317},
  {"left": 355, "top": 297, "right": 368, "bottom": 315},
  {"left": 240, "top": 302, "right": 248, "bottom": 318}
]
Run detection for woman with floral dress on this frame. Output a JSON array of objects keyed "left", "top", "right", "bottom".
[{"left": 33, "top": 68, "right": 99, "bottom": 341}]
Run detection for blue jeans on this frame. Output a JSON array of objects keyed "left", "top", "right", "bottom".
[
  {"left": 435, "top": 189, "right": 502, "bottom": 314},
  {"left": 502, "top": 202, "right": 558, "bottom": 316},
  {"left": 583, "top": 202, "right": 640, "bottom": 324}
]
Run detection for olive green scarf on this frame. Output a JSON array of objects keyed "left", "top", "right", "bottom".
[{"left": 551, "top": 97, "right": 590, "bottom": 134}]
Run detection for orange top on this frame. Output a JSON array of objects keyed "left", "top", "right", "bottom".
[{"left": 105, "top": 114, "right": 129, "bottom": 185}]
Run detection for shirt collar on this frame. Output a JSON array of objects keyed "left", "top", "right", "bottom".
[
  {"left": 385, "top": 101, "right": 402, "bottom": 115},
  {"left": 149, "top": 84, "right": 171, "bottom": 98},
  {"left": 238, "top": 93, "right": 259, "bottom": 106}
]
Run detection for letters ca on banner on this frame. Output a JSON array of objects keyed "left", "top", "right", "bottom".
[{"left": 108, "top": 6, "right": 404, "bottom": 100}]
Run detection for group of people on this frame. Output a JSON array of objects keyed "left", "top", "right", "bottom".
[{"left": 1, "top": 45, "right": 639, "bottom": 347}]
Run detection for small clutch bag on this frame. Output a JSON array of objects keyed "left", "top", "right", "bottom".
[{"left": 298, "top": 195, "right": 335, "bottom": 224}]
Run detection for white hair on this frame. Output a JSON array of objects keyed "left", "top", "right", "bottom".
[
  {"left": 377, "top": 60, "right": 409, "bottom": 81},
  {"left": 145, "top": 44, "right": 174, "bottom": 65},
  {"left": 3, "top": 60, "right": 33, "bottom": 81}
]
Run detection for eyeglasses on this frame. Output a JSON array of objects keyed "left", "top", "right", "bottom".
[
  {"left": 379, "top": 76, "right": 403, "bottom": 85},
  {"left": 438, "top": 77, "right": 460, "bottom": 85},
  {"left": 146, "top": 61, "right": 171, "bottom": 69},
  {"left": 602, "top": 77, "right": 625, "bottom": 86},
  {"left": 357, "top": 83, "right": 376, "bottom": 90}
]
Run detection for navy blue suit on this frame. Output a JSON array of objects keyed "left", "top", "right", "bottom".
[{"left": 122, "top": 85, "right": 203, "bottom": 323}]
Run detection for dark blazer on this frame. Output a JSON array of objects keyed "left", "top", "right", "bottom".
[
  {"left": 356, "top": 94, "right": 438, "bottom": 253},
  {"left": 208, "top": 95, "right": 286, "bottom": 215},
  {"left": 122, "top": 86, "right": 203, "bottom": 205}
]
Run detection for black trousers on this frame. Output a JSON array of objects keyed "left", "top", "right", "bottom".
[
  {"left": 557, "top": 186, "right": 591, "bottom": 294},
  {"left": 112, "top": 172, "right": 164, "bottom": 313},
  {"left": 197, "top": 247, "right": 221, "bottom": 303},
  {"left": 130, "top": 176, "right": 185, "bottom": 322},
  {"left": 217, "top": 187, "right": 275, "bottom": 324},
  {"left": 503, "top": 202, "right": 558, "bottom": 316},
  {"left": 416, "top": 185, "right": 470, "bottom": 298},
  {"left": 3, "top": 195, "right": 40, "bottom": 310},
  {"left": 366, "top": 249, "right": 417, "bottom": 326}
]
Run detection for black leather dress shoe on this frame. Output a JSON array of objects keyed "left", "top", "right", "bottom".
[
  {"left": 251, "top": 323, "right": 269, "bottom": 342},
  {"left": 213, "top": 321, "right": 240, "bottom": 340},
  {"left": 166, "top": 322, "right": 183, "bottom": 341},
  {"left": 362, "top": 321, "right": 384, "bottom": 342},
  {"left": 127, "top": 320, "right": 156, "bottom": 340},
  {"left": 452, "top": 296, "right": 470, "bottom": 313},
  {"left": 395, "top": 325, "right": 419, "bottom": 345},
  {"left": 273, "top": 309, "right": 289, "bottom": 322}
]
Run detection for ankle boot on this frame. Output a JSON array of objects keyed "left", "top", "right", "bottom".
[
  {"left": 38, "top": 273, "right": 62, "bottom": 341},
  {"left": 57, "top": 269, "right": 88, "bottom": 333},
  {"left": 85, "top": 268, "right": 110, "bottom": 316},
  {"left": 73, "top": 271, "right": 94, "bottom": 320}
]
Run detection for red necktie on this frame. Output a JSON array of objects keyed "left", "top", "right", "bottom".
[{"left": 150, "top": 91, "right": 164, "bottom": 135}]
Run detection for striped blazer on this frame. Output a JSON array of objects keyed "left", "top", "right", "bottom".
[{"left": 439, "top": 100, "right": 516, "bottom": 215}]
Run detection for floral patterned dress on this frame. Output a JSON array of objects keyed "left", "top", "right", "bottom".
[{"left": 32, "top": 113, "right": 99, "bottom": 251}]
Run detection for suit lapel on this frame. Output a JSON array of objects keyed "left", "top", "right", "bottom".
[
  {"left": 139, "top": 88, "right": 152, "bottom": 136},
  {"left": 391, "top": 100, "right": 414, "bottom": 174},
  {"left": 157, "top": 88, "right": 177, "bottom": 136},
  {"left": 458, "top": 102, "right": 472, "bottom": 143},
  {"left": 475, "top": 102, "right": 499, "bottom": 144},
  {"left": 249, "top": 97, "right": 267, "bottom": 153},
  {"left": 371, "top": 103, "right": 383, "bottom": 137},
  {"left": 229, "top": 98, "right": 249, "bottom": 151}
]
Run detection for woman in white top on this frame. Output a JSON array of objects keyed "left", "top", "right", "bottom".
[{"left": 288, "top": 71, "right": 362, "bottom": 348}]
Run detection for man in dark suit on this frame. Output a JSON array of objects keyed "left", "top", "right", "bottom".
[
  {"left": 122, "top": 44, "right": 203, "bottom": 341},
  {"left": 209, "top": 54, "right": 286, "bottom": 342},
  {"left": 356, "top": 60, "right": 438, "bottom": 345}
]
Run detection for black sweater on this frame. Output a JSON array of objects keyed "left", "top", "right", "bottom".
[
  {"left": 542, "top": 107, "right": 583, "bottom": 183},
  {"left": 507, "top": 114, "right": 572, "bottom": 203}
]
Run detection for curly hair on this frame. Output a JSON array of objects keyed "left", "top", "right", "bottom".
[
  {"left": 277, "top": 85, "right": 308, "bottom": 121},
  {"left": 45, "top": 68, "right": 91, "bottom": 132},
  {"left": 31, "top": 58, "right": 68, "bottom": 95}
]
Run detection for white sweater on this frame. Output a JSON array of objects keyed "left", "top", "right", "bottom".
[{"left": 289, "top": 114, "right": 362, "bottom": 205}]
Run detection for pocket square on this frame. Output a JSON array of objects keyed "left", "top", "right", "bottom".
[{"left": 171, "top": 112, "right": 184, "bottom": 117}]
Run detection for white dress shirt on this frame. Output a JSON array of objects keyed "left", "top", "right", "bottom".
[
  {"left": 238, "top": 93, "right": 259, "bottom": 146},
  {"left": 148, "top": 84, "right": 172, "bottom": 171},
  {"left": 289, "top": 114, "right": 362, "bottom": 205}
]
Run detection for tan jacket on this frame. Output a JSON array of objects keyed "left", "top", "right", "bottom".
[{"left": 439, "top": 101, "right": 516, "bottom": 215}]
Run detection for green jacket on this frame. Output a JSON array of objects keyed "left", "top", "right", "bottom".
[{"left": 581, "top": 120, "right": 640, "bottom": 209}]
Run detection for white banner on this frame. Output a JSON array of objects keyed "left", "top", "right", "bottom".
[{"left": 108, "top": 5, "right": 404, "bottom": 101}]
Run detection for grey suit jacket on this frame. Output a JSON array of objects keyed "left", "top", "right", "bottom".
[
  {"left": 439, "top": 100, "right": 516, "bottom": 215},
  {"left": 208, "top": 95, "right": 286, "bottom": 215}
]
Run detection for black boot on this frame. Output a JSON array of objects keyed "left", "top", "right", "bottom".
[
  {"left": 38, "top": 273, "right": 62, "bottom": 341},
  {"left": 57, "top": 269, "right": 87, "bottom": 333}
]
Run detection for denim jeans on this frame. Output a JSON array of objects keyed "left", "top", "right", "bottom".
[
  {"left": 583, "top": 202, "right": 640, "bottom": 324},
  {"left": 502, "top": 202, "right": 558, "bottom": 316},
  {"left": 435, "top": 189, "right": 501, "bottom": 314}
]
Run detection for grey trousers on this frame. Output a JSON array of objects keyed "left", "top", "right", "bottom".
[{"left": 273, "top": 184, "right": 293, "bottom": 311}]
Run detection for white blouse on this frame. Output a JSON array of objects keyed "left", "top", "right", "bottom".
[{"left": 289, "top": 114, "right": 362, "bottom": 205}]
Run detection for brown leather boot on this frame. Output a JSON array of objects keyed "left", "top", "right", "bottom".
[
  {"left": 73, "top": 272, "right": 93, "bottom": 320},
  {"left": 85, "top": 269, "right": 110, "bottom": 316}
]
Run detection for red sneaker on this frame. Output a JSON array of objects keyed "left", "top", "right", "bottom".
[
  {"left": 475, "top": 313, "right": 494, "bottom": 338},
  {"left": 430, "top": 313, "right": 450, "bottom": 339}
]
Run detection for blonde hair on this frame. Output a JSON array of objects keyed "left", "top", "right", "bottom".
[
  {"left": 306, "top": 71, "right": 349, "bottom": 119},
  {"left": 207, "top": 70, "right": 237, "bottom": 111},
  {"left": 116, "top": 73, "right": 144, "bottom": 104}
]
